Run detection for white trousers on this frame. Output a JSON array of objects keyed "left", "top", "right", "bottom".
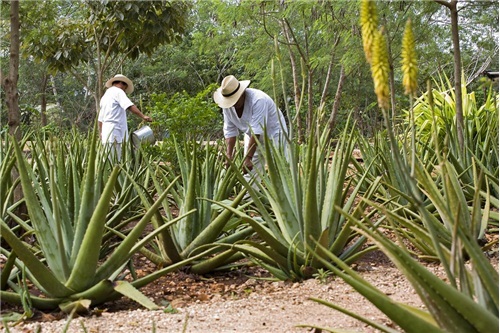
[
  {"left": 243, "top": 131, "right": 287, "bottom": 190},
  {"left": 104, "top": 142, "right": 122, "bottom": 162}
]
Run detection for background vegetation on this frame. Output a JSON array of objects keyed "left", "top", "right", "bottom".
[{"left": 1, "top": 0, "right": 498, "bottom": 140}]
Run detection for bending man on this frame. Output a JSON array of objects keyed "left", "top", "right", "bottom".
[{"left": 213, "top": 75, "right": 287, "bottom": 188}]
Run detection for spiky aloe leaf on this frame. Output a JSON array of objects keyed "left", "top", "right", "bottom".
[
  {"left": 150, "top": 171, "right": 183, "bottom": 263},
  {"left": 0, "top": 218, "right": 73, "bottom": 297},
  {"left": 309, "top": 239, "right": 445, "bottom": 333},
  {"left": 93, "top": 183, "right": 173, "bottom": 282},
  {"left": 181, "top": 188, "right": 246, "bottom": 257},
  {"left": 206, "top": 198, "right": 290, "bottom": 259},
  {"left": 214, "top": 242, "right": 289, "bottom": 270},
  {"left": 350, "top": 218, "right": 498, "bottom": 333},
  {"left": 456, "top": 218, "right": 499, "bottom": 312},
  {"left": 11, "top": 136, "right": 68, "bottom": 281},
  {"left": 64, "top": 166, "right": 120, "bottom": 291},
  {"left": 300, "top": 297, "right": 403, "bottom": 333},
  {"left": 0, "top": 150, "right": 16, "bottom": 216},
  {"left": 127, "top": 209, "right": 196, "bottom": 257},
  {"left": 0, "top": 252, "right": 17, "bottom": 291},
  {"left": 0, "top": 290, "right": 62, "bottom": 311},
  {"left": 189, "top": 248, "right": 243, "bottom": 275},
  {"left": 304, "top": 140, "right": 321, "bottom": 250},
  {"left": 177, "top": 141, "right": 198, "bottom": 249},
  {"left": 59, "top": 299, "right": 91, "bottom": 314},
  {"left": 130, "top": 248, "right": 218, "bottom": 290},
  {"left": 229, "top": 158, "right": 287, "bottom": 242},
  {"left": 70, "top": 124, "right": 100, "bottom": 264},
  {"left": 262, "top": 133, "right": 301, "bottom": 243},
  {"left": 113, "top": 281, "right": 159, "bottom": 310}
]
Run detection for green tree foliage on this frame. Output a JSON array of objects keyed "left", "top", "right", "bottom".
[
  {"left": 146, "top": 84, "right": 222, "bottom": 142},
  {"left": 142, "top": 84, "right": 222, "bottom": 165},
  {"left": 21, "top": 0, "right": 191, "bottom": 106},
  {"left": 3, "top": 0, "right": 498, "bottom": 138}
]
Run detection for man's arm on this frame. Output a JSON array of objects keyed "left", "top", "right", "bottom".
[
  {"left": 243, "top": 134, "right": 259, "bottom": 174},
  {"left": 225, "top": 136, "right": 237, "bottom": 167},
  {"left": 128, "top": 105, "right": 152, "bottom": 122}
]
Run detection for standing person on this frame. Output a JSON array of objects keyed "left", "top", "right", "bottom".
[
  {"left": 99, "top": 74, "right": 152, "bottom": 161},
  {"left": 213, "top": 75, "right": 288, "bottom": 188}
]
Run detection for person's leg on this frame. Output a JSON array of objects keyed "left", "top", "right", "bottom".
[
  {"left": 272, "top": 131, "right": 288, "bottom": 162},
  {"left": 114, "top": 142, "right": 122, "bottom": 161},
  {"left": 102, "top": 126, "right": 123, "bottom": 163},
  {"left": 106, "top": 141, "right": 122, "bottom": 163}
]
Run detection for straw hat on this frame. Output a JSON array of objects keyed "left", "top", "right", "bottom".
[
  {"left": 105, "top": 74, "right": 134, "bottom": 94},
  {"left": 213, "top": 75, "right": 251, "bottom": 108}
]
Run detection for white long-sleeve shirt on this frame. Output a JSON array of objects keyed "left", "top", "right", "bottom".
[{"left": 222, "top": 88, "right": 287, "bottom": 142}]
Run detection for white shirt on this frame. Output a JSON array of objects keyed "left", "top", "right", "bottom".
[
  {"left": 98, "top": 86, "right": 134, "bottom": 143},
  {"left": 222, "top": 88, "right": 287, "bottom": 142}
]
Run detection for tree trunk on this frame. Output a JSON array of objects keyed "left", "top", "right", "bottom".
[
  {"left": 50, "top": 75, "right": 63, "bottom": 112},
  {"left": 449, "top": 1, "right": 464, "bottom": 151},
  {"left": 2, "top": 0, "right": 26, "bottom": 221},
  {"left": 319, "top": 55, "right": 334, "bottom": 114},
  {"left": 434, "top": 0, "right": 464, "bottom": 150},
  {"left": 41, "top": 73, "right": 48, "bottom": 126},
  {"left": 4, "top": 1, "right": 21, "bottom": 141},
  {"left": 327, "top": 65, "right": 346, "bottom": 133},
  {"left": 306, "top": 70, "right": 314, "bottom": 135},
  {"left": 319, "top": 36, "right": 340, "bottom": 115},
  {"left": 281, "top": 19, "right": 303, "bottom": 143}
]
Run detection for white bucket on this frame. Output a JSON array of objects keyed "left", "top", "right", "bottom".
[{"left": 132, "top": 125, "right": 155, "bottom": 147}]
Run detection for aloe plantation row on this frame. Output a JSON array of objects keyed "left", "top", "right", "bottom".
[{"left": 1, "top": 75, "right": 498, "bottom": 331}]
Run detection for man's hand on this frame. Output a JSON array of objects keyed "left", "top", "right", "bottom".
[
  {"left": 225, "top": 137, "right": 237, "bottom": 168},
  {"left": 143, "top": 115, "right": 153, "bottom": 122},
  {"left": 243, "top": 156, "right": 254, "bottom": 174},
  {"left": 224, "top": 155, "right": 232, "bottom": 169}
]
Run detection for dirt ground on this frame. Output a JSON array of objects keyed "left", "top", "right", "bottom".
[{"left": 2, "top": 248, "right": 498, "bottom": 333}]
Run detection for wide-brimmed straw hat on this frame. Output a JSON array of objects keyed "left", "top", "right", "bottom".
[
  {"left": 213, "top": 75, "right": 251, "bottom": 108},
  {"left": 105, "top": 74, "right": 134, "bottom": 94}
]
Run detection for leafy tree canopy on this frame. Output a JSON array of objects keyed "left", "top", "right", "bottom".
[{"left": 22, "top": 0, "right": 191, "bottom": 74}]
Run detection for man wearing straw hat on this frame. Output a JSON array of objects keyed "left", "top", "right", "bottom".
[
  {"left": 99, "top": 74, "right": 152, "bottom": 161},
  {"left": 213, "top": 75, "right": 288, "bottom": 190}
]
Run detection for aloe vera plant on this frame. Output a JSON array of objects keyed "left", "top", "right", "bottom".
[
  {"left": 301, "top": 73, "right": 499, "bottom": 333},
  {"left": 0, "top": 129, "right": 195, "bottom": 311},
  {"left": 405, "top": 74, "right": 499, "bottom": 200},
  {"left": 305, "top": 151, "right": 499, "bottom": 330},
  {"left": 303, "top": 2, "right": 499, "bottom": 330},
  {"left": 136, "top": 138, "right": 253, "bottom": 274},
  {"left": 213, "top": 118, "right": 380, "bottom": 280},
  {"left": 353, "top": 80, "right": 499, "bottom": 258},
  {"left": 304, "top": 214, "right": 498, "bottom": 333}
]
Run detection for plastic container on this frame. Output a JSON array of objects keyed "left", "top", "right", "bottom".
[{"left": 132, "top": 125, "right": 155, "bottom": 147}]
